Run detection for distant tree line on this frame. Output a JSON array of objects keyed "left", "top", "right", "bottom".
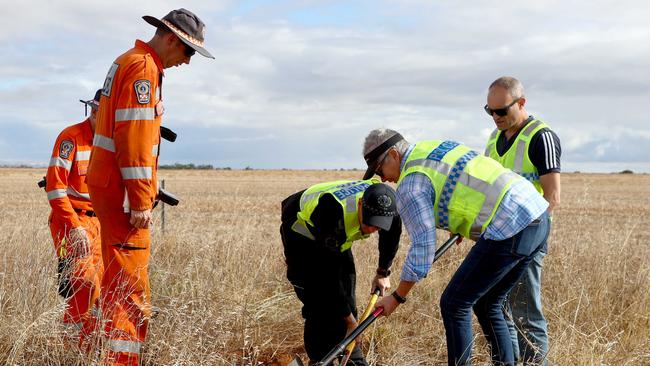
[{"left": 158, "top": 163, "right": 230, "bottom": 170}]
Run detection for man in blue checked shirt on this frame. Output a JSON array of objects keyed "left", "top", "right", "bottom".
[{"left": 366, "top": 128, "right": 550, "bottom": 366}]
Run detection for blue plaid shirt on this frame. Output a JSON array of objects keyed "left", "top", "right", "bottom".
[{"left": 396, "top": 145, "right": 548, "bottom": 282}]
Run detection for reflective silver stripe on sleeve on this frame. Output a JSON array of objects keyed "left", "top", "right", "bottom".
[
  {"left": 291, "top": 221, "right": 315, "bottom": 240},
  {"left": 75, "top": 150, "right": 91, "bottom": 161},
  {"left": 67, "top": 187, "right": 91, "bottom": 200},
  {"left": 115, "top": 108, "right": 155, "bottom": 122},
  {"left": 152, "top": 144, "right": 159, "bottom": 157},
  {"left": 120, "top": 167, "right": 153, "bottom": 180},
  {"left": 49, "top": 157, "right": 72, "bottom": 170},
  {"left": 47, "top": 189, "right": 67, "bottom": 200},
  {"left": 107, "top": 339, "right": 142, "bottom": 355},
  {"left": 470, "top": 170, "right": 522, "bottom": 238},
  {"left": 93, "top": 134, "right": 115, "bottom": 152}
]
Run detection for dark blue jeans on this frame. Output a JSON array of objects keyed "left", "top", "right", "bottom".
[{"left": 440, "top": 211, "right": 550, "bottom": 366}]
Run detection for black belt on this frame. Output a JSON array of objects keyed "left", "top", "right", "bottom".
[{"left": 74, "top": 208, "right": 96, "bottom": 217}]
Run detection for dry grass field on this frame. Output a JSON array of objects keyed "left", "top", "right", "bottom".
[{"left": 0, "top": 168, "right": 648, "bottom": 365}]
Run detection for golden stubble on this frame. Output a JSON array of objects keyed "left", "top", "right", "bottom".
[{"left": 0, "top": 168, "right": 648, "bottom": 365}]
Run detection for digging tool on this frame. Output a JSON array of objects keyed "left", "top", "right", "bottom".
[
  {"left": 340, "top": 287, "right": 381, "bottom": 365},
  {"left": 288, "top": 234, "right": 461, "bottom": 366}
]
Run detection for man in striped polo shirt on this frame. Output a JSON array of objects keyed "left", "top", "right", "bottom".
[{"left": 484, "top": 76, "right": 561, "bottom": 365}]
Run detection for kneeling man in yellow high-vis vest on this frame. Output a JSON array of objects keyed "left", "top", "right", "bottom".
[
  {"left": 280, "top": 180, "right": 402, "bottom": 365},
  {"left": 366, "top": 129, "right": 550, "bottom": 366}
]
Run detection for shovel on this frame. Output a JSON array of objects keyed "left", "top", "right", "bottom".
[{"left": 288, "top": 234, "right": 461, "bottom": 366}]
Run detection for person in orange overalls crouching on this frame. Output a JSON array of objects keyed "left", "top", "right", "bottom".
[{"left": 45, "top": 89, "right": 103, "bottom": 349}]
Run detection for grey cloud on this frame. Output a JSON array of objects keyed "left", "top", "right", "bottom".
[{"left": 1, "top": 1, "right": 650, "bottom": 171}]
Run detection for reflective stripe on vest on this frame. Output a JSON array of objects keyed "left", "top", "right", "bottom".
[
  {"left": 291, "top": 220, "right": 315, "bottom": 240},
  {"left": 107, "top": 339, "right": 142, "bottom": 355},
  {"left": 486, "top": 119, "right": 548, "bottom": 193},
  {"left": 399, "top": 140, "right": 521, "bottom": 240},
  {"left": 293, "top": 179, "right": 377, "bottom": 252},
  {"left": 93, "top": 134, "right": 115, "bottom": 153},
  {"left": 152, "top": 144, "right": 159, "bottom": 157},
  {"left": 49, "top": 157, "right": 72, "bottom": 170},
  {"left": 115, "top": 108, "right": 155, "bottom": 122}
]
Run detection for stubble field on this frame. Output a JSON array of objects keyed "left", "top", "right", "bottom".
[{"left": 0, "top": 168, "right": 648, "bottom": 365}]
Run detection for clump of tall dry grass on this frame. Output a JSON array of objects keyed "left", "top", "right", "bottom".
[{"left": 0, "top": 169, "right": 648, "bottom": 365}]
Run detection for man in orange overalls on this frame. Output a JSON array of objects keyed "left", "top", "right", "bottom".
[
  {"left": 86, "top": 8, "right": 214, "bottom": 365},
  {"left": 46, "top": 89, "right": 103, "bottom": 347}
]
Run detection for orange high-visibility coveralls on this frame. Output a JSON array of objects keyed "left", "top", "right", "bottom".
[
  {"left": 87, "top": 40, "right": 163, "bottom": 366},
  {"left": 46, "top": 119, "right": 103, "bottom": 344}
]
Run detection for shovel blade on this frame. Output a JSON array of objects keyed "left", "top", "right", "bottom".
[{"left": 288, "top": 356, "right": 305, "bottom": 366}]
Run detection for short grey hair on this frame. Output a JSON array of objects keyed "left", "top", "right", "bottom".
[
  {"left": 489, "top": 76, "right": 525, "bottom": 99},
  {"left": 363, "top": 128, "right": 410, "bottom": 158}
]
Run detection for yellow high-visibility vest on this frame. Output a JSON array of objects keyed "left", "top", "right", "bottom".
[
  {"left": 292, "top": 179, "right": 379, "bottom": 252},
  {"left": 398, "top": 140, "right": 522, "bottom": 240},
  {"left": 485, "top": 119, "right": 550, "bottom": 194}
]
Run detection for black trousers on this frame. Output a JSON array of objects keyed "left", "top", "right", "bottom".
[{"left": 280, "top": 194, "right": 368, "bottom": 365}]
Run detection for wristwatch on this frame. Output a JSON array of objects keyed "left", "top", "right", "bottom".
[
  {"left": 391, "top": 291, "right": 407, "bottom": 304},
  {"left": 376, "top": 268, "right": 391, "bottom": 277}
]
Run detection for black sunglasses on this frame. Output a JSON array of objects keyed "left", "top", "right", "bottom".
[
  {"left": 374, "top": 150, "right": 391, "bottom": 178},
  {"left": 183, "top": 43, "right": 196, "bottom": 58},
  {"left": 484, "top": 98, "right": 520, "bottom": 117}
]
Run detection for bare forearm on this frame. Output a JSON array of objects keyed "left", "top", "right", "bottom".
[
  {"left": 395, "top": 280, "right": 416, "bottom": 298},
  {"left": 540, "top": 172, "right": 561, "bottom": 212}
]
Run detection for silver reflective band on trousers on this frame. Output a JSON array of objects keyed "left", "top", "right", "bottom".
[{"left": 107, "top": 338, "right": 142, "bottom": 354}]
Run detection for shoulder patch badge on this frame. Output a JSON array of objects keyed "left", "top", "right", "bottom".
[
  {"left": 59, "top": 140, "right": 74, "bottom": 159},
  {"left": 102, "top": 63, "right": 119, "bottom": 97},
  {"left": 134, "top": 80, "right": 151, "bottom": 104}
]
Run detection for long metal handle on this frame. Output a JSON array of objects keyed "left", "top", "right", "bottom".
[
  {"left": 316, "top": 233, "right": 461, "bottom": 366},
  {"left": 341, "top": 288, "right": 381, "bottom": 365},
  {"left": 316, "top": 307, "right": 384, "bottom": 366},
  {"left": 435, "top": 234, "right": 460, "bottom": 262}
]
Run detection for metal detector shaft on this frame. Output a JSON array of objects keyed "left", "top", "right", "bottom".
[
  {"left": 316, "top": 307, "right": 384, "bottom": 366},
  {"left": 341, "top": 288, "right": 381, "bottom": 365},
  {"left": 315, "top": 233, "right": 461, "bottom": 366},
  {"left": 435, "top": 234, "right": 461, "bottom": 262}
]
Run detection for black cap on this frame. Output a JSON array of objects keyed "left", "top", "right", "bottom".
[
  {"left": 79, "top": 89, "right": 102, "bottom": 116},
  {"left": 362, "top": 132, "right": 404, "bottom": 180},
  {"left": 79, "top": 89, "right": 102, "bottom": 109},
  {"left": 361, "top": 183, "right": 398, "bottom": 231},
  {"left": 143, "top": 8, "right": 214, "bottom": 59}
]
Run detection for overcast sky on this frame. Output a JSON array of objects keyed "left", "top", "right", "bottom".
[{"left": 1, "top": 0, "right": 649, "bottom": 172}]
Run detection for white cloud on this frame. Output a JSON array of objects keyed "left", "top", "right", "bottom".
[{"left": 1, "top": 1, "right": 650, "bottom": 170}]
